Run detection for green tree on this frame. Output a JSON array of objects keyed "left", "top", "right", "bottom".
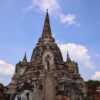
[{"left": 85, "top": 80, "right": 100, "bottom": 87}]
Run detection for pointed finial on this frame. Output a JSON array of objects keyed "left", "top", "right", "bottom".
[
  {"left": 23, "top": 52, "right": 27, "bottom": 63},
  {"left": 67, "top": 51, "right": 71, "bottom": 62},
  {"left": 47, "top": 9, "right": 48, "bottom": 12},
  {"left": 67, "top": 51, "right": 69, "bottom": 58},
  {"left": 42, "top": 9, "right": 52, "bottom": 37}
]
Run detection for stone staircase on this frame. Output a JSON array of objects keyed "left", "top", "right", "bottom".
[{"left": 44, "top": 70, "right": 55, "bottom": 100}]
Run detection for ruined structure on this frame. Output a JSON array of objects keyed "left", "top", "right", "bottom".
[
  {"left": 0, "top": 83, "right": 5, "bottom": 100},
  {"left": 1, "top": 11, "right": 87, "bottom": 100}
]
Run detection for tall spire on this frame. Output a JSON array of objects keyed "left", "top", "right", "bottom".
[
  {"left": 42, "top": 9, "right": 52, "bottom": 37},
  {"left": 67, "top": 51, "right": 71, "bottom": 62},
  {"left": 23, "top": 52, "right": 27, "bottom": 63}
]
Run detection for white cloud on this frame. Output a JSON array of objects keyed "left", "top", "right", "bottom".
[
  {"left": 92, "top": 72, "right": 100, "bottom": 80},
  {"left": 26, "top": 0, "right": 61, "bottom": 14},
  {"left": 60, "top": 14, "right": 80, "bottom": 26},
  {"left": 58, "top": 43, "right": 94, "bottom": 68},
  {"left": 0, "top": 77, "right": 3, "bottom": 81},
  {"left": 25, "top": 0, "right": 79, "bottom": 26},
  {"left": 0, "top": 60, "right": 15, "bottom": 75},
  {"left": 53, "top": 33, "right": 56, "bottom": 37}
]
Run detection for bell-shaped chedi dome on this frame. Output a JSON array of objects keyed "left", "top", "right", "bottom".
[{"left": 31, "top": 10, "right": 63, "bottom": 63}]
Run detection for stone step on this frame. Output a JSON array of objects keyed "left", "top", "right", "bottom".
[{"left": 44, "top": 70, "right": 55, "bottom": 100}]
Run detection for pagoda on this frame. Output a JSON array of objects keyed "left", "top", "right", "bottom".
[{"left": 0, "top": 10, "right": 87, "bottom": 100}]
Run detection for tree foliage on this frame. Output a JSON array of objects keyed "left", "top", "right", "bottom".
[
  {"left": 83, "top": 97, "right": 92, "bottom": 100},
  {"left": 85, "top": 80, "right": 100, "bottom": 87}
]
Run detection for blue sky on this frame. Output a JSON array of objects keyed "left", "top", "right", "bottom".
[{"left": 0, "top": 0, "right": 100, "bottom": 85}]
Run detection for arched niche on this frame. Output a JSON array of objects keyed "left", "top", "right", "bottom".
[{"left": 42, "top": 51, "right": 54, "bottom": 70}]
